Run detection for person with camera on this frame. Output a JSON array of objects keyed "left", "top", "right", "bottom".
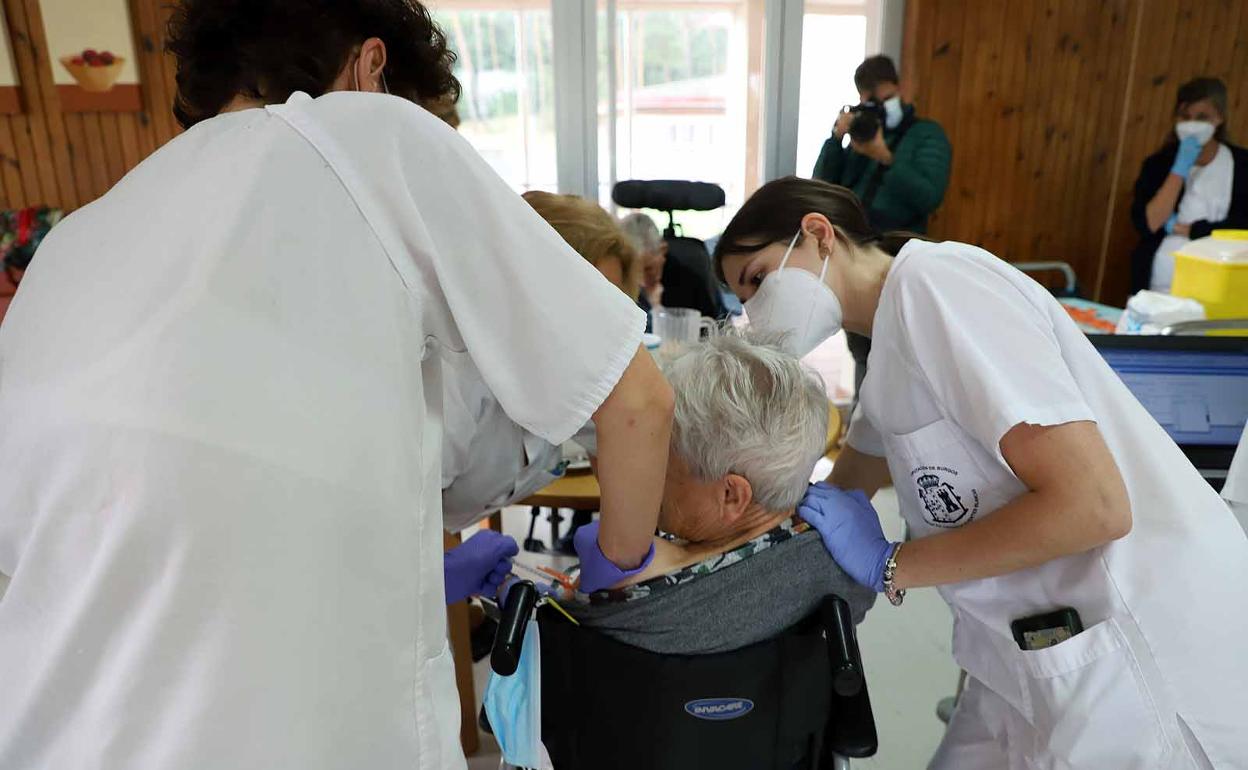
[{"left": 813, "top": 54, "right": 950, "bottom": 393}]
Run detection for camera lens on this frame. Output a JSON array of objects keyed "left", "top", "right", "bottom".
[{"left": 849, "top": 110, "right": 881, "bottom": 143}]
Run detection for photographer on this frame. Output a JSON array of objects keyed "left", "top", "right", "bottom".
[
  {"left": 814, "top": 55, "right": 950, "bottom": 232},
  {"left": 812, "top": 55, "right": 950, "bottom": 392}
]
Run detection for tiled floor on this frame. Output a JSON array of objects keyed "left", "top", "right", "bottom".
[{"left": 467, "top": 486, "right": 959, "bottom": 770}]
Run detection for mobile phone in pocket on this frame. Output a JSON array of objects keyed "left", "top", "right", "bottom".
[{"left": 1011, "top": 607, "right": 1084, "bottom": 651}]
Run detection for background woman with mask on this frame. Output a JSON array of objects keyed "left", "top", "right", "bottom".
[
  {"left": 713, "top": 177, "right": 1248, "bottom": 769},
  {"left": 1130, "top": 76, "right": 1248, "bottom": 293}
]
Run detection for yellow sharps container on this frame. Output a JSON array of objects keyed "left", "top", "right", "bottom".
[{"left": 1171, "top": 229, "right": 1248, "bottom": 320}]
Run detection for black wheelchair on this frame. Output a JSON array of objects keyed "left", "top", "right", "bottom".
[
  {"left": 486, "top": 583, "right": 878, "bottom": 769},
  {"left": 613, "top": 179, "right": 730, "bottom": 322}
]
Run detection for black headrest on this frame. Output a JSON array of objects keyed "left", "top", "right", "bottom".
[{"left": 613, "top": 180, "right": 726, "bottom": 213}]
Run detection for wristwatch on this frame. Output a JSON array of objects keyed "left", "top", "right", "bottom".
[{"left": 883, "top": 542, "right": 905, "bottom": 606}]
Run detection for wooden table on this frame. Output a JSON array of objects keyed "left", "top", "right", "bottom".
[
  {"left": 519, "top": 469, "right": 601, "bottom": 510},
  {"left": 825, "top": 403, "right": 843, "bottom": 459}
]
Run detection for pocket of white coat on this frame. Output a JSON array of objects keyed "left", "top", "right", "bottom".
[
  {"left": 424, "top": 642, "right": 464, "bottom": 768},
  {"left": 888, "top": 419, "right": 989, "bottom": 530},
  {"left": 1019, "top": 617, "right": 1166, "bottom": 769}
]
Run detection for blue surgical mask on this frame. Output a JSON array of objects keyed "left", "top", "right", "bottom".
[
  {"left": 883, "top": 96, "right": 903, "bottom": 130},
  {"left": 483, "top": 619, "right": 543, "bottom": 768}
]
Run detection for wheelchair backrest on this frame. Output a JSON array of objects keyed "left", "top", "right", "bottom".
[{"left": 535, "top": 594, "right": 875, "bottom": 770}]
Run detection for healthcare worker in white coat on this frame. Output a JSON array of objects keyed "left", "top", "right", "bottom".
[
  {"left": 0, "top": 2, "right": 674, "bottom": 769},
  {"left": 440, "top": 351, "right": 565, "bottom": 532},
  {"left": 714, "top": 177, "right": 1248, "bottom": 769}
]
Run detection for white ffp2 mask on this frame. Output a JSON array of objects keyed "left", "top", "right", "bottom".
[
  {"left": 744, "top": 231, "right": 844, "bottom": 356},
  {"left": 1175, "top": 120, "right": 1215, "bottom": 145}
]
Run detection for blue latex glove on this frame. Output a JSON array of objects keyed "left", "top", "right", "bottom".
[
  {"left": 572, "top": 520, "right": 655, "bottom": 594},
  {"left": 797, "top": 482, "right": 897, "bottom": 593},
  {"left": 444, "top": 530, "right": 519, "bottom": 605},
  {"left": 1164, "top": 213, "right": 1178, "bottom": 234},
  {"left": 1171, "top": 135, "right": 1202, "bottom": 179}
]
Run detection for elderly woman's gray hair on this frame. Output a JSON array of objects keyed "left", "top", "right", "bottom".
[
  {"left": 619, "top": 213, "right": 664, "bottom": 255},
  {"left": 663, "top": 331, "right": 829, "bottom": 512}
]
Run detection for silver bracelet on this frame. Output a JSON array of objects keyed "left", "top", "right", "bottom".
[{"left": 883, "top": 542, "right": 905, "bottom": 607}]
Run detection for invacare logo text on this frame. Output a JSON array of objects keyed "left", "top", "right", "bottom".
[{"left": 683, "top": 698, "right": 755, "bottom": 721}]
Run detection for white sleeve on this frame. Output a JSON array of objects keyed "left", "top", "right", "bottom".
[
  {"left": 286, "top": 96, "right": 645, "bottom": 445},
  {"left": 845, "top": 402, "right": 886, "bottom": 457},
  {"left": 400, "top": 119, "right": 644, "bottom": 445},
  {"left": 894, "top": 254, "right": 1095, "bottom": 462},
  {"left": 441, "top": 402, "right": 561, "bottom": 532}
]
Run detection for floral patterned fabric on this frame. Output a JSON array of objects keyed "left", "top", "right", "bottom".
[{"left": 573, "top": 517, "right": 811, "bottom": 606}]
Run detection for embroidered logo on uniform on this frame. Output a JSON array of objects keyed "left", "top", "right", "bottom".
[{"left": 914, "top": 470, "right": 977, "bottom": 527}]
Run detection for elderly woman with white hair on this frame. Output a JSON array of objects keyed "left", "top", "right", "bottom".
[
  {"left": 619, "top": 213, "right": 667, "bottom": 310},
  {"left": 566, "top": 331, "right": 874, "bottom": 653}
]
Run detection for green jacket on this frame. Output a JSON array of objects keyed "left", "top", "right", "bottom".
[{"left": 812, "top": 105, "right": 951, "bottom": 233}]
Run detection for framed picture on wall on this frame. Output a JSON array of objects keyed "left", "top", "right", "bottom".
[
  {"left": 0, "top": 6, "right": 21, "bottom": 114},
  {"left": 40, "top": 0, "right": 141, "bottom": 112}
]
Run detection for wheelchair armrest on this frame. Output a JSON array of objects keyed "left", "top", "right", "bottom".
[
  {"left": 819, "top": 595, "right": 862, "bottom": 697},
  {"left": 819, "top": 595, "right": 878, "bottom": 762},
  {"left": 490, "top": 581, "right": 539, "bottom": 676}
]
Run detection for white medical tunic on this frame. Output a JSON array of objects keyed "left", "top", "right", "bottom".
[
  {"left": 0, "top": 92, "right": 644, "bottom": 769},
  {"left": 848, "top": 240, "right": 1248, "bottom": 769},
  {"left": 440, "top": 354, "right": 563, "bottom": 532}
]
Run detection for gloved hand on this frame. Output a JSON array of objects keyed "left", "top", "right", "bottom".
[
  {"left": 1171, "top": 135, "right": 1203, "bottom": 179},
  {"left": 572, "top": 520, "right": 655, "bottom": 594},
  {"left": 797, "top": 482, "right": 897, "bottom": 593},
  {"left": 444, "top": 529, "right": 519, "bottom": 605}
]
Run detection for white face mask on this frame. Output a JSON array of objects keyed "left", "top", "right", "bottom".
[
  {"left": 744, "top": 231, "right": 844, "bottom": 357},
  {"left": 1175, "top": 120, "right": 1215, "bottom": 145},
  {"left": 883, "top": 95, "right": 904, "bottom": 130}
]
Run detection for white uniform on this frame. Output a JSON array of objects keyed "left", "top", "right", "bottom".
[
  {"left": 0, "top": 92, "right": 644, "bottom": 769},
  {"left": 1150, "top": 143, "right": 1235, "bottom": 292},
  {"left": 440, "top": 355, "right": 563, "bottom": 533},
  {"left": 848, "top": 240, "right": 1248, "bottom": 769}
]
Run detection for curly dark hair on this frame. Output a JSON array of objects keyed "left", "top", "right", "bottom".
[{"left": 167, "top": 0, "right": 460, "bottom": 128}]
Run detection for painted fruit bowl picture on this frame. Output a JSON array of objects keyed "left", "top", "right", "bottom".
[{"left": 59, "top": 49, "right": 125, "bottom": 93}]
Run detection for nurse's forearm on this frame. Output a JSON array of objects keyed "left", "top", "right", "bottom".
[
  {"left": 1145, "top": 174, "right": 1184, "bottom": 233},
  {"left": 592, "top": 346, "right": 674, "bottom": 568},
  {"left": 892, "top": 420, "right": 1132, "bottom": 590},
  {"left": 890, "top": 492, "right": 1120, "bottom": 589},
  {"left": 828, "top": 446, "right": 892, "bottom": 499}
]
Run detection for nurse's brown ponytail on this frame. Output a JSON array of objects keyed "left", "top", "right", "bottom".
[{"left": 712, "top": 176, "right": 925, "bottom": 282}]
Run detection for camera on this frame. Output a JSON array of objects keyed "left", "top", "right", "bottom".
[{"left": 844, "top": 101, "right": 886, "bottom": 143}]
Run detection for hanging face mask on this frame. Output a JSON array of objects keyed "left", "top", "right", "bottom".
[
  {"left": 483, "top": 619, "right": 543, "bottom": 768},
  {"left": 743, "top": 231, "right": 845, "bottom": 357},
  {"left": 1175, "top": 120, "right": 1215, "bottom": 145},
  {"left": 882, "top": 95, "right": 904, "bottom": 130}
]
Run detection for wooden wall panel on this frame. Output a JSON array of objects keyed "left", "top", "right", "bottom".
[
  {"left": 0, "top": 0, "right": 179, "bottom": 211},
  {"left": 903, "top": 0, "right": 1247, "bottom": 305},
  {"left": 904, "top": 0, "right": 1137, "bottom": 300}
]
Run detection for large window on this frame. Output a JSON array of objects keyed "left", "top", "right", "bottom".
[
  {"left": 598, "top": 0, "right": 756, "bottom": 240},
  {"left": 432, "top": 3, "right": 558, "bottom": 192},
  {"left": 795, "top": 0, "right": 876, "bottom": 177}
]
